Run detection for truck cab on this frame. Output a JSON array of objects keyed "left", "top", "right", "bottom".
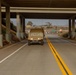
[{"left": 28, "top": 28, "right": 44, "bottom": 45}]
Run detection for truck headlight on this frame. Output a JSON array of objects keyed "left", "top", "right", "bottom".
[
  {"left": 38, "top": 38, "right": 40, "bottom": 40},
  {"left": 31, "top": 38, "right": 33, "bottom": 40}
]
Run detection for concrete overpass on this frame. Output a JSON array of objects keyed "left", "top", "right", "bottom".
[
  {"left": 1, "top": 7, "right": 76, "bottom": 19},
  {"left": 0, "top": 0, "right": 76, "bottom": 47}
]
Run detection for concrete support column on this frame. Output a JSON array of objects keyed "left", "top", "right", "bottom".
[
  {"left": 72, "top": 18, "right": 75, "bottom": 38},
  {"left": 16, "top": 13, "right": 21, "bottom": 40},
  {"left": 20, "top": 18, "right": 25, "bottom": 39},
  {"left": 6, "top": 6, "right": 11, "bottom": 43},
  {"left": 23, "top": 18, "right": 25, "bottom": 38},
  {"left": 20, "top": 17, "right": 24, "bottom": 39},
  {"left": 0, "top": 0, "right": 3, "bottom": 47},
  {"left": 23, "top": 18, "right": 25, "bottom": 33},
  {"left": 68, "top": 19, "right": 71, "bottom": 38}
]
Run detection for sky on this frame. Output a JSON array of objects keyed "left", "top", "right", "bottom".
[
  {"left": 25, "top": 19, "right": 69, "bottom": 26},
  {"left": 11, "top": 19, "right": 69, "bottom": 26}
]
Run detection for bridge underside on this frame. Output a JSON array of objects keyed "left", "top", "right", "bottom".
[
  {"left": 3, "top": 0, "right": 76, "bottom": 8},
  {"left": 2, "top": 0, "right": 76, "bottom": 19},
  {"left": 2, "top": 13, "right": 76, "bottom": 19}
]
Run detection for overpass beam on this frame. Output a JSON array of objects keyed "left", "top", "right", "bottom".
[
  {"left": 0, "top": 0, "right": 3, "bottom": 47},
  {"left": 16, "top": 13, "right": 21, "bottom": 40},
  {"left": 68, "top": 19, "right": 71, "bottom": 38},
  {"left": 72, "top": 18, "right": 75, "bottom": 39},
  {"left": 6, "top": 6, "right": 11, "bottom": 43}
]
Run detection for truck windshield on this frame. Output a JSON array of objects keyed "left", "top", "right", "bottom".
[{"left": 30, "top": 32, "right": 43, "bottom": 36}]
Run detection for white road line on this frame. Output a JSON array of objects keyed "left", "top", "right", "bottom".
[
  {"left": 63, "top": 39, "right": 76, "bottom": 45},
  {"left": 0, "top": 43, "right": 27, "bottom": 64},
  {"left": 60, "top": 38, "right": 76, "bottom": 45},
  {"left": 70, "top": 42, "right": 76, "bottom": 45}
]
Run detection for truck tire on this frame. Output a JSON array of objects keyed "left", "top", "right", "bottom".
[
  {"left": 28, "top": 41, "right": 30, "bottom": 45},
  {"left": 41, "top": 41, "right": 44, "bottom": 45}
]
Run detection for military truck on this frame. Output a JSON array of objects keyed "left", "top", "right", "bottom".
[{"left": 28, "top": 28, "right": 45, "bottom": 45}]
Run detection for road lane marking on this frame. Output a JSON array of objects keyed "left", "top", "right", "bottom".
[
  {"left": 47, "top": 38, "right": 73, "bottom": 75},
  {"left": 68, "top": 42, "right": 76, "bottom": 46},
  {"left": 60, "top": 38, "right": 76, "bottom": 46},
  {"left": 47, "top": 41, "right": 66, "bottom": 75},
  {"left": 0, "top": 43, "right": 27, "bottom": 64}
]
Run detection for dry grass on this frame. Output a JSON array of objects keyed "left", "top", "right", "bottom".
[
  {"left": 3, "top": 40, "right": 9, "bottom": 46},
  {"left": 12, "top": 35, "right": 20, "bottom": 42}
]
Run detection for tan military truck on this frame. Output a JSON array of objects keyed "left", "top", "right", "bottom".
[{"left": 28, "top": 28, "right": 45, "bottom": 45}]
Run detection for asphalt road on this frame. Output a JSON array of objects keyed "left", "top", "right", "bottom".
[
  {"left": 0, "top": 34, "right": 76, "bottom": 75},
  {"left": 48, "top": 35, "right": 76, "bottom": 75}
]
